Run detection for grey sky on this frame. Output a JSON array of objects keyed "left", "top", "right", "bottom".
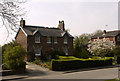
[{"left": 0, "top": 0, "right": 118, "bottom": 45}]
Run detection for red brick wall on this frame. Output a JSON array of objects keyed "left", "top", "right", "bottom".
[
  {"left": 27, "top": 32, "right": 74, "bottom": 56},
  {"left": 16, "top": 29, "right": 74, "bottom": 56},
  {"left": 92, "top": 37, "right": 115, "bottom": 42},
  {"left": 15, "top": 29, "right": 27, "bottom": 51}
]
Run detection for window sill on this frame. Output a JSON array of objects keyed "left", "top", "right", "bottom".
[
  {"left": 64, "top": 42, "right": 68, "bottom": 44},
  {"left": 35, "top": 53, "right": 41, "bottom": 56},
  {"left": 54, "top": 42, "right": 58, "bottom": 44},
  {"left": 47, "top": 42, "right": 51, "bottom": 44},
  {"left": 35, "top": 42, "right": 40, "bottom": 43}
]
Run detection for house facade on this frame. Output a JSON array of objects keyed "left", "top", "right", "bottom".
[
  {"left": 15, "top": 18, "right": 74, "bottom": 58},
  {"left": 91, "top": 30, "right": 120, "bottom": 45}
]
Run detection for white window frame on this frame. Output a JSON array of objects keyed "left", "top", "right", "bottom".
[
  {"left": 47, "top": 37, "right": 51, "bottom": 44},
  {"left": 54, "top": 37, "right": 57, "bottom": 44},
  {"left": 35, "top": 48, "right": 41, "bottom": 56},
  {"left": 64, "top": 48, "right": 68, "bottom": 55},
  {"left": 64, "top": 37, "right": 67, "bottom": 44},
  {"left": 35, "top": 35, "right": 40, "bottom": 43}
]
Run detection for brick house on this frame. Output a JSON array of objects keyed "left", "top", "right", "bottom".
[
  {"left": 91, "top": 30, "right": 120, "bottom": 45},
  {"left": 15, "top": 18, "right": 74, "bottom": 58}
]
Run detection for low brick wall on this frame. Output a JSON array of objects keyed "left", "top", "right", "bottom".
[
  {"left": 2, "top": 62, "right": 26, "bottom": 76},
  {"left": 2, "top": 68, "right": 26, "bottom": 76}
]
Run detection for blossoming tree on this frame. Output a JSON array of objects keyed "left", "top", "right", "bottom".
[{"left": 87, "top": 38, "right": 115, "bottom": 57}]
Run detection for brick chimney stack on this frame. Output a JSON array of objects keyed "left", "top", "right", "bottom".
[
  {"left": 103, "top": 30, "right": 106, "bottom": 35},
  {"left": 20, "top": 18, "right": 25, "bottom": 27},
  {"left": 58, "top": 20, "right": 65, "bottom": 31}
]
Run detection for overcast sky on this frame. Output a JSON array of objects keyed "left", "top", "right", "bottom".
[{"left": 0, "top": 0, "right": 119, "bottom": 46}]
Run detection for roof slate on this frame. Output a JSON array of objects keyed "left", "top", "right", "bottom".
[
  {"left": 21, "top": 25, "right": 73, "bottom": 37},
  {"left": 91, "top": 30, "right": 120, "bottom": 38}
]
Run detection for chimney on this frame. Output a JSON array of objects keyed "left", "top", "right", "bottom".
[
  {"left": 103, "top": 30, "right": 106, "bottom": 35},
  {"left": 58, "top": 20, "right": 65, "bottom": 31},
  {"left": 20, "top": 18, "right": 25, "bottom": 27}
]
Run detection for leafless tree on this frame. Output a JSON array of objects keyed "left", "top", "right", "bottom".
[{"left": 0, "top": 0, "right": 26, "bottom": 41}]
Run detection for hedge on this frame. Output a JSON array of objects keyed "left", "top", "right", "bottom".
[
  {"left": 51, "top": 56, "right": 113, "bottom": 71},
  {"left": 117, "top": 57, "right": 120, "bottom": 64}
]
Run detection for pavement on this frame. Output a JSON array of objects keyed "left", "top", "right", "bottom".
[
  {"left": 2, "top": 62, "right": 63, "bottom": 80},
  {"left": 1, "top": 62, "right": 120, "bottom": 81}
]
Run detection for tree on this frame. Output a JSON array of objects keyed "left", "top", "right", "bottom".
[
  {"left": 74, "top": 34, "right": 91, "bottom": 58},
  {"left": 2, "top": 40, "right": 20, "bottom": 54},
  {"left": 0, "top": 0, "right": 26, "bottom": 41},
  {"left": 112, "top": 45, "right": 120, "bottom": 57},
  {"left": 78, "top": 33, "right": 91, "bottom": 45},
  {"left": 3, "top": 45, "right": 26, "bottom": 70},
  {"left": 87, "top": 38, "right": 115, "bottom": 57},
  {"left": 93, "top": 30, "right": 103, "bottom": 35}
]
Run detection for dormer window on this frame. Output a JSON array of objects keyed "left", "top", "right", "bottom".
[
  {"left": 35, "top": 35, "right": 40, "bottom": 43},
  {"left": 54, "top": 37, "right": 57, "bottom": 44},
  {"left": 47, "top": 37, "right": 51, "bottom": 43},
  {"left": 64, "top": 37, "right": 67, "bottom": 44}
]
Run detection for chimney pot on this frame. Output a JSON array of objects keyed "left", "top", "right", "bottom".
[
  {"left": 20, "top": 18, "right": 25, "bottom": 27},
  {"left": 58, "top": 20, "right": 65, "bottom": 31},
  {"left": 103, "top": 30, "right": 106, "bottom": 35}
]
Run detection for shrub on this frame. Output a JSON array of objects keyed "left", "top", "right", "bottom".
[
  {"left": 75, "top": 48, "right": 90, "bottom": 59},
  {"left": 3, "top": 46, "right": 26, "bottom": 70},
  {"left": 51, "top": 56, "right": 113, "bottom": 71},
  {"left": 117, "top": 57, "right": 120, "bottom": 64},
  {"left": 27, "top": 51, "right": 35, "bottom": 62},
  {"left": 88, "top": 38, "right": 115, "bottom": 57},
  {"left": 43, "top": 50, "right": 65, "bottom": 61}
]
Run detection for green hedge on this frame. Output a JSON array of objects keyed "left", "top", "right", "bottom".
[
  {"left": 51, "top": 56, "right": 113, "bottom": 71},
  {"left": 117, "top": 57, "right": 120, "bottom": 64}
]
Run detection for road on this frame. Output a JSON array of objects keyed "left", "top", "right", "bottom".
[
  {"left": 23, "top": 67, "right": 118, "bottom": 79},
  {"left": 2, "top": 62, "right": 120, "bottom": 81}
]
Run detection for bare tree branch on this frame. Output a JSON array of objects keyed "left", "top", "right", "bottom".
[{"left": 0, "top": 0, "right": 26, "bottom": 43}]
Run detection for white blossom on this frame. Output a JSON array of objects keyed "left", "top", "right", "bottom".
[{"left": 87, "top": 38, "right": 115, "bottom": 57}]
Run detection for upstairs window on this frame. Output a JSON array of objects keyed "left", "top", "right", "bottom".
[
  {"left": 47, "top": 37, "right": 51, "bottom": 43},
  {"left": 35, "top": 35, "right": 40, "bottom": 43},
  {"left": 118, "top": 36, "right": 120, "bottom": 41},
  {"left": 64, "top": 37, "right": 67, "bottom": 44},
  {"left": 54, "top": 37, "right": 57, "bottom": 44}
]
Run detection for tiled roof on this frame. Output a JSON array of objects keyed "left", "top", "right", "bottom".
[
  {"left": 91, "top": 30, "right": 120, "bottom": 38},
  {"left": 21, "top": 25, "right": 73, "bottom": 37}
]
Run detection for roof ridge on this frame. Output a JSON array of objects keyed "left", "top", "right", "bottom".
[
  {"left": 25, "top": 25, "right": 61, "bottom": 30},
  {"left": 107, "top": 30, "right": 120, "bottom": 33}
]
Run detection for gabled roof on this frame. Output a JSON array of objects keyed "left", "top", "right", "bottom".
[
  {"left": 15, "top": 25, "right": 73, "bottom": 39},
  {"left": 91, "top": 30, "right": 120, "bottom": 38}
]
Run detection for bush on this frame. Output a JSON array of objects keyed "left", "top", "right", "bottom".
[
  {"left": 87, "top": 38, "right": 115, "bottom": 57},
  {"left": 74, "top": 48, "right": 90, "bottom": 59},
  {"left": 27, "top": 51, "right": 35, "bottom": 62},
  {"left": 43, "top": 50, "right": 65, "bottom": 61},
  {"left": 3, "top": 46, "right": 26, "bottom": 70},
  {"left": 117, "top": 57, "right": 120, "bottom": 64},
  {"left": 51, "top": 56, "right": 113, "bottom": 71}
]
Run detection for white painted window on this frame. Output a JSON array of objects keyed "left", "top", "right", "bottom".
[
  {"left": 47, "top": 37, "right": 51, "bottom": 43},
  {"left": 35, "top": 35, "right": 40, "bottom": 43},
  {"left": 35, "top": 47, "right": 41, "bottom": 56},
  {"left": 54, "top": 37, "right": 57, "bottom": 44},
  {"left": 64, "top": 48, "right": 68, "bottom": 55},
  {"left": 64, "top": 37, "right": 67, "bottom": 44}
]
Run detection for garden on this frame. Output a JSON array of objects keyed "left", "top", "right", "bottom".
[
  {"left": 2, "top": 34, "right": 120, "bottom": 72},
  {"left": 2, "top": 41, "right": 27, "bottom": 75},
  {"left": 29, "top": 36, "right": 120, "bottom": 71}
]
